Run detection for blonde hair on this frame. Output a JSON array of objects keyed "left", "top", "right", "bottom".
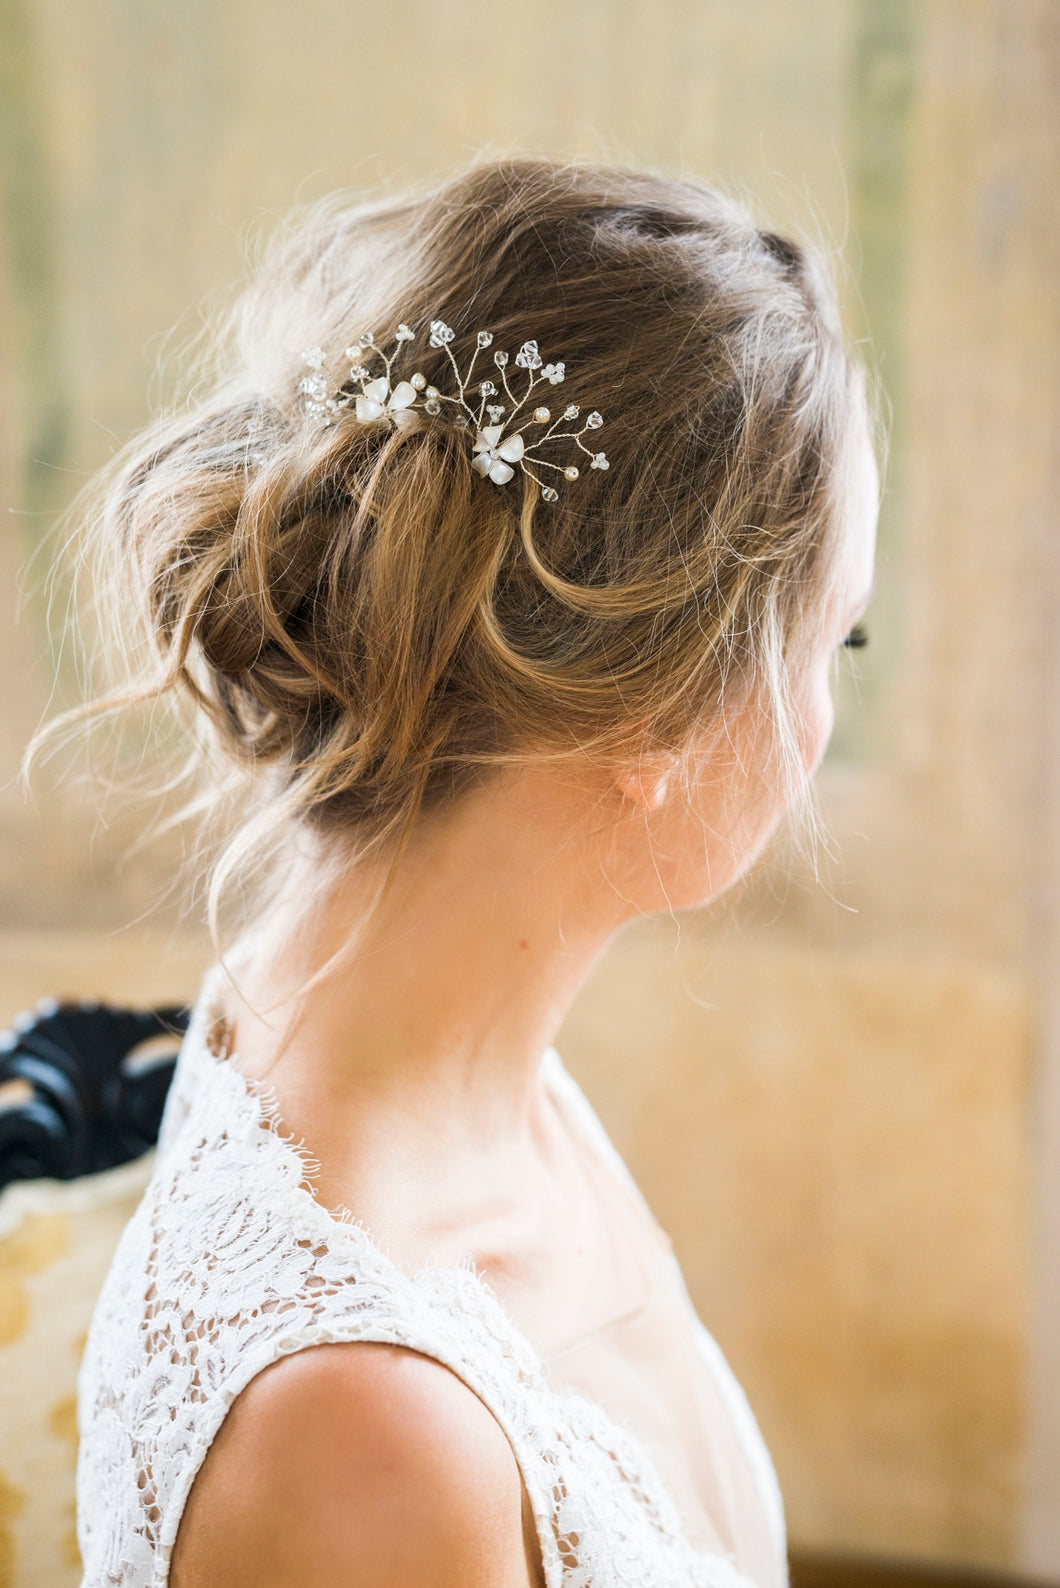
[{"left": 31, "top": 156, "right": 873, "bottom": 949}]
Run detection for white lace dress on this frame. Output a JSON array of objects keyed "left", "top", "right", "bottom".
[{"left": 76, "top": 968, "right": 787, "bottom": 1588}]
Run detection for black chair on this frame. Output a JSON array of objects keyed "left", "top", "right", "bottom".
[{"left": 0, "top": 1000, "right": 189, "bottom": 1191}]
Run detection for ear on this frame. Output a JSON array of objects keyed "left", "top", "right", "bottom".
[{"left": 612, "top": 756, "right": 676, "bottom": 812}]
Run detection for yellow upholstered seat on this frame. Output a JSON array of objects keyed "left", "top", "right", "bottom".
[{"left": 0, "top": 1157, "right": 154, "bottom": 1588}]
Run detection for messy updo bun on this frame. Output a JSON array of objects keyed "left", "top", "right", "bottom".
[{"left": 35, "top": 157, "right": 874, "bottom": 941}]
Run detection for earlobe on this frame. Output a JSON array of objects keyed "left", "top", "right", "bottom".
[
  {"left": 613, "top": 763, "right": 674, "bottom": 811},
  {"left": 644, "top": 773, "right": 671, "bottom": 810}
]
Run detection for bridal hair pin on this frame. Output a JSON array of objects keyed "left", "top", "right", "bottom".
[{"left": 298, "top": 320, "right": 609, "bottom": 503}]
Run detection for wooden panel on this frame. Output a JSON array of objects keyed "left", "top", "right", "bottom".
[{"left": 559, "top": 922, "right": 1031, "bottom": 1567}]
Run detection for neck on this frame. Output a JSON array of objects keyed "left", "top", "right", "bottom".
[{"left": 219, "top": 766, "right": 633, "bottom": 1169}]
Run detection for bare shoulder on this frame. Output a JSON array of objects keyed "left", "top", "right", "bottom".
[{"left": 171, "top": 1341, "right": 540, "bottom": 1588}]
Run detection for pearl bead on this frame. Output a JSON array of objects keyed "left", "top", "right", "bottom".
[
  {"left": 410, "top": 373, "right": 427, "bottom": 390},
  {"left": 564, "top": 465, "right": 579, "bottom": 481},
  {"left": 533, "top": 406, "right": 551, "bottom": 422}
]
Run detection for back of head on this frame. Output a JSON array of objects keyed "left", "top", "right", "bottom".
[{"left": 44, "top": 156, "right": 872, "bottom": 940}]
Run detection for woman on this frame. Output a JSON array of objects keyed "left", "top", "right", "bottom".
[{"left": 66, "top": 157, "right": 878, "bottom": 1587}]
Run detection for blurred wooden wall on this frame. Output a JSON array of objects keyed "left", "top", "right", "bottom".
[{"left": 1, "top": 0, "right": 1057, "bottom": 1580}]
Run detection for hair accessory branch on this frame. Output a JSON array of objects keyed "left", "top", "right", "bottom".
[{"left": 299, "top": 322, "right": 609, "bottom": 502}]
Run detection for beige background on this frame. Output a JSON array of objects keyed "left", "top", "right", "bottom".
[{"left": 1, "top": 0, "right": 1058, "bottom": 1582}]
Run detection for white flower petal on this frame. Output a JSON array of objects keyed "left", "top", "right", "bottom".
[
  {"left": 388, "top": 380, "right": 418, "bottom": 410},
  {"left": 496, "top": 433, "right": 525, "bottom": 463}
]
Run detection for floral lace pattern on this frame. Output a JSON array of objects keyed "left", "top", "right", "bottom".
[{"left": 77, "top": 983, "right": 771, "bottom": 1587}]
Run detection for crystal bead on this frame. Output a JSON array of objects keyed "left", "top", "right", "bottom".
[
  {"left": 411, "top": 373, "right": 427, "bottom": 390},
  {"left": 563, "top": 465, "right": 579, "bottom": 481},
  {"left": 477, "top": 331, "right": 494, "bottom": 348},
  {"left": 563, "top": 404, "right": 580, "bottom": 421},
  {"left": 358, "top": 331, "right": 375, "bottom": 347},
  {"left": 395, "top": 323, "right": 415, "bottom": 341},
  {"left": 541, "top": 486, "right": 559, "bottom": 503},
  {"left": 486, "top": 404, "right": 506, "bottom": 422},
  {"left": 424, "top": 399, "right": 442, "bottom": 415},
  {"left": 515, "top": 340, "right": 542, "bottom": 370},
  {"left": 590, "top": 452, "right": 609, "bottom": 470},
  {"left": 533, "top": 406, "right": 551, "bottom": 422},
  {"left": 429, "top": 320, "right": 455, "bottom": 347},
  {"left": 493, "top": 350, "right": 509, "bottom": 368},
  {"left": 543, "top": 362, "right": 565, "bottom": 384},
  {"left": 299, "top": 374, "right": 327, "bottom": 401},
  {"left": 586, "top": 411, "right": 603, "bottom": 429},
  {"left": 479, "top": 380, "right": 497, "bottom": 396},
  {"left": 302, "top": 346, "right": 325, "bottom": 369}
]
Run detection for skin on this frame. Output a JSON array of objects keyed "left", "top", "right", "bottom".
[{"left": 171, "top": 419, "right": 879, "bottom": 1588}]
